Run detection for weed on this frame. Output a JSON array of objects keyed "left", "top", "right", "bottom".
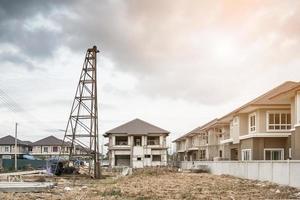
[{"left": 101, "top": 187, "right": 122, "bottom": 196}]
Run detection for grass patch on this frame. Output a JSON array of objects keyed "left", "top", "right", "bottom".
[{"left": 101, "top": 187, "right": 122, "bottom": 197}]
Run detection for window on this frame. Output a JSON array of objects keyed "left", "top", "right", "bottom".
[
  {"left": 52, "top": 146, "right": 58, "bottom": 152},
  {"left": 219, "top": 150, "right": 223, "bottom": 158},
  {"left": 264, "top": 149, "right": 284, "bottom": 160},
  {"left": 267, "top": 112, "right": 291, "bottom": 131},
  {"left": 134, "top": 136, "right": 141, "bottom": 146},
  {"left": 137, "top": 157, "right": 142, "bottom": 161},
  {"left": 145, "top": 155, "right": 151, "bottom": 158},
  {"left": 249, "top": 113, "right": 256, "bottom": 132},
  {"left": 4, "top": 146, "right": 10, "bottom": 152},
  {"left": 152, "top": 155, "right": 161, "bottom": 161},
  {"left": 147, "top": 136, "right": 160, "bottom": 145},
  {"left": 115, "top": 136, "right": 128, "bottom": 145},
  {"left": 199, "top": 150, "right": 206, "bottom": 160},
  {"left": 43, "top": 147, "right": 48, "bottom": 153},
  {"left": 241, "top": 149, "right": 252, "bottom": 161}
]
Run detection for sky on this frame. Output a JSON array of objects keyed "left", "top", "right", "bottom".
[{"left": 0, "top": 0, "right": 300, "bottom": 153}]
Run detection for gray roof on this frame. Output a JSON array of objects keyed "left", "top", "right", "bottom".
[
  {"left": 0, "top": 135, "right": 30, "bottom": 146},
  {"left": 32, "top": 135, "right": 65, "bottom": 146},
  {"left": 104, "top": 118, "right": 169, "bottom": 136},
  {"left": 23, "top": 141, "right": 33, "bottom": 145}
]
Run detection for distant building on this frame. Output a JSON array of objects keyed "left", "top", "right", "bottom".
[
  {"left": 31, "top": 135, "right": 71, "bottom": 159},
  {"left": 31, "top": 135, "right": 88, "bottom": 159},
  {"left": 104, "top": 118, "right": 169, "bottom": 168},
  {"left": 0, "top": 135, "right": 31, "bottom": 159}
]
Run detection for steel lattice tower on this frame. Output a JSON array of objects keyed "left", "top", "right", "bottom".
[{"left": 62, "top": 46, "right": 100, "bottom": 178}]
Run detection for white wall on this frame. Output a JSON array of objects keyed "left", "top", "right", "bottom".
[{"left": 179, "top": 160, "right": 300, "bottom": 188}]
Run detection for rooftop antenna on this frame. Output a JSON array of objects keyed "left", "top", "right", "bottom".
[{"left": 62, "top": 46, "right": 100, "bottom": 178}]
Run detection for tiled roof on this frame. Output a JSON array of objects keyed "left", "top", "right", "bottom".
[
  {"left": 105, "top": 118, "right": 169, "bottom": 136},
  {"left": 32, "top": 135, "right": 64, "bottom": 146},
  {"left": 173, "top": 118, "right": 218, "bottom": 142},
  {"left": 219, "top": 81, "right": 299, "bottom": 120},
  {"left": 0, "top": 135, "right": 30, "bottom": 145}
]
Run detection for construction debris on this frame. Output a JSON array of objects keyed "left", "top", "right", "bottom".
[
  {"left": 0, "top": 182, "right": 55, "bottom": 193},
  {"left": 0, "top": 170, "right": 49, "bottom": 182},
  {"left": 121, "top": 167, "right": 132, "bottom": 176},
  {"left": 0, "top": 169, "right": 299, "bottom": 199}
]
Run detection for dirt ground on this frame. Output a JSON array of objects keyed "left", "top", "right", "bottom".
[{"left": 1, "top": 168, "right": 300, "bottom": 200}]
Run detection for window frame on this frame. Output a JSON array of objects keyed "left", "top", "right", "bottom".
[
  {"left": 147, "top": 136, "right": 160, "bottom": 146},
  {"left": 266, "top": 111, "right": 291, "bottom": 132},
  {"left": 115, "top": 136, "right": 129, "bottom": 146},
  {"left": 4, "top": 146, "right": 10, "bottom": 153},
  {"left": 43, "top": 146, "right": 49, "bottom": 153},
  {"left": 152, "top": 155, "right": 161, "bottom": 161},
  {"left": 264, "top": 148, "right": 284, "bottom": 160},
  {"left": 241, "top": 149, "right": 252, "bottom": 161},
  {"left": 52, "top": 146, "right": 58, "bottom": 152},
  {"left": 248, "top": 113, "right": 256, "bottom": 133}
]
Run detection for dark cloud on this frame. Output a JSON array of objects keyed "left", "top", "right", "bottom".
[
  {"left": 1, "top": 0, "right": 300, "bottom": 104},
  {"left": 0, "top": 0, "right": 66, "bottom": 68}
]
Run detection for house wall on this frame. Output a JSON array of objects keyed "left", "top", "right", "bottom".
[
  {"left": 108, "top": 134, "right": 168, "bottom": 168},
  {"left": 292, "top": 127, "right": 300, "bottom": 159},
  {"left": 0, "top": 145, "right": 29, "bottom": 154},
  {"left": 239, "top": 114, "right": 248, "bottom": 135},
  {"left": 240, "top": 137, "right": 289, "bottom": 160},
  {"left": 31, "top": 145, "right": 68, "bottom": 157},
  {"left": 231, "top": 117, "right": 240, "bottom": 144}
]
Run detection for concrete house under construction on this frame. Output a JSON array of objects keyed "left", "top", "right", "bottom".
[{"left": 104, "top": 119, "right": 169, "bottom": 168}]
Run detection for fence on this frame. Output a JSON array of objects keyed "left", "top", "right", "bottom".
[
  {"left": 1, "top": 159, "right": 48, "bottom": 171},
  {"left": 179, "top": 160, "right": 300, "bottom": 188}
]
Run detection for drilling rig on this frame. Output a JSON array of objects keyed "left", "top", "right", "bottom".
[{"left": 60, "top": 46, "right": 100, "bottom": 178}]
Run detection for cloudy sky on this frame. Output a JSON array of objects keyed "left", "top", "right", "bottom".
[{"left": 0, "top": 0, "right": 299, "bottom": 152}]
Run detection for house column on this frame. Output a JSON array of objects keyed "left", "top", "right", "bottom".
[
  {"left": 111, "top": 151, "right": 115, "bottom": 167},
  {"left": 293, "top": 91, "right": 300, "bottom": 159}
]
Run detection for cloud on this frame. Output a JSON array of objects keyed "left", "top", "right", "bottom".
[
  {"left": 1, "top": 0, "right": 300, "bottom": 105},
  {"left": 0, "top": 0, "right": 67, "bottom": 69}
]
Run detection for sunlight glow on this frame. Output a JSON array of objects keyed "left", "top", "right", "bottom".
[{"left": 211, "top": 35, "right": 238, "bottom": 62}]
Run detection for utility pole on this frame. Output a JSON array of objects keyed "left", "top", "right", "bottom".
[{"left": 14, "top": 122, "right": 18, "bottom": 171}]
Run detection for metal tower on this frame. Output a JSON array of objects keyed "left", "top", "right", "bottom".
[{"left": 62, "top": 46, "right": 100, "bottom": 178}]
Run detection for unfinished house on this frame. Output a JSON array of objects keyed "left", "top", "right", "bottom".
[
  {"left": 174, "top": 81, "right": 300, "bottom": 161},
  {"left": 104, "top": 118, "right": 169, "bottom": 168},
  {"left": 0, "top": 135, "right": 31, "bottom": 159}
]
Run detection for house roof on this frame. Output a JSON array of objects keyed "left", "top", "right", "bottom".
[
  {"left": 269, "top": 82, "right": 300, "bottom": 100},
  {"left": 219, "top": 81, "right": 299, "bottom": 121},
  {"left": 23, "top": 141, "right": 33, "bottom": 145},
  {"left": 172, "top": 118, "right": 218, "bottom": 142},
  {"left": 32, "top": 135, "right": 65, "bottom": 146},
  {"left": 0, "top": 135, "right": 30, "bottom": 146},
  {"left": 104, "top": 118, "right": 169, "bottom": 136}
]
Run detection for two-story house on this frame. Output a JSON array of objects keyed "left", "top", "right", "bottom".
[
  {"left": 0, "top": 135, "right": 31, "bottom": 159},
  {"left": 104, "top": 118, "right": 169, "bottom": 168},
  {"left": 31, "top": 135, "right": 71, "bottom": 159},
  {"left": 174, "top": 81, "right": 300, "bottom": 161}
]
